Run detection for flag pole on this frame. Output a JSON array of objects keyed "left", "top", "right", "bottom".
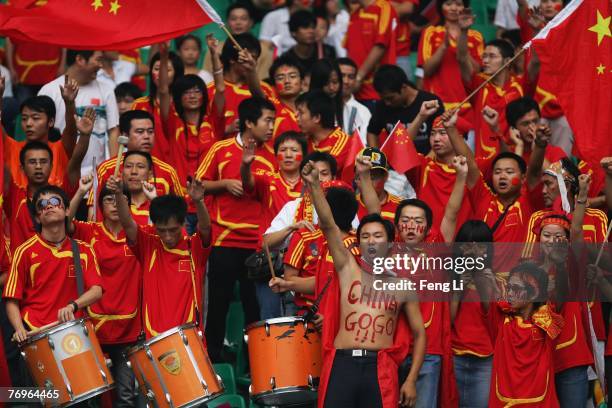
[
  {"left": 451, "top": 47, "right": 527, "bottom": 114},
  {"left": 219, "top": 24, "right": 243, "bottom": 51},
  {"left": 380, "top": 120, "right": 401, "bottom": 151}
]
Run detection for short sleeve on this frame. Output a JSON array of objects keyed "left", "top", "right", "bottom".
[
  {"left": 417, "top": 26, "right": 436, "bottom": 66},
  {"left": 373, "top": 3, "right": 395, "bottom": 47},
  {"left": 82, "top": 243, "right": 103, "bottom": 291},
  {"left": 366, "top": 104, "right": 386, "bottom": 137},
  {"left": 130, "top": 225, "right": 157, "bottom": 263},
  {"left": 265, "top": 199, "right": 298, "bottom": 235},
  {"left": 467, "top": 174, "right": 496, "bottom": 218},
  {"left": 72, "top": 221, "right": 95, "bottom": 243},
  {"left": 284, "top": 230, "right": 306, "bottom": 270},
  {"left": 196, "top": 143, "right": 219, "bottom": 181},
  {"left": 3, "top": 246, "right": 27, "bottom": 300}
]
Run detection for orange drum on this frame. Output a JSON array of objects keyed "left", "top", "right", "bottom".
[
  {"left": 20, "top": 318, "right": 114, "bottom": 407},
  {"left": 127, "top": 324, "right": 223, "bottom": 408},
  {"left": 246, "top": 316, "right": 321, "bottom": 406}
]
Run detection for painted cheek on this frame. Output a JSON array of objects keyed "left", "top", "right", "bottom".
[
  {"left": 277, "top": 153, "right": 285, "bottom": 162},
  {"left": 152, "top": 71, "right": 159, "bottom": 81},
  {"left": 294, "top": 153, "right": 303, "bottom": 162},
  {"left": 553, "top": 3, "right": 562, "bottom": 11},
  {"left": 276, "top": 82, "right": 284, "bottom": 92},
  {"left": 511, "top": 177, "right": 520, "bottom": 186}
]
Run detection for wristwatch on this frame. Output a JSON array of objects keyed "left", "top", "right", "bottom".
[{"left": 70, "top": 301, "right": 79, "bottom": 313}]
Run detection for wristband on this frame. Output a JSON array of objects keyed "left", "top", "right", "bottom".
[
  {"left": 576, "top": 198, "right": 587, "bottom": 205},
  {"left": 70, "top": 301, "right": 79, "bottom": 313}
]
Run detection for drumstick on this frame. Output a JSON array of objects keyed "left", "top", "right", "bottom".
[
  {"left": 26, "top": 320, "right": 59, "bottom": 337},
  {"left": 113, "top": 135, "right": 130, "bottom": 178},
  {"left": 263, "top": 241, "right": 276, "bottom": 279}
]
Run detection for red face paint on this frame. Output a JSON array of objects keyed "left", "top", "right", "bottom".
[
  {"left": 276, "top": 82, "right": 284, "bottom": 92},
  {"left": 511, "top": 177, "right": 520, "bottom": 186},
  {"left": 553, "top": 3, "right": 562, "bottom": 12}
]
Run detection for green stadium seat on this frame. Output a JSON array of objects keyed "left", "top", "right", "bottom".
[
  {"left": 208, "top": 393, "right": 247, "bottom": 408},
  {"left": 214, "top": 363, "right": 237, "bottom": 395},
  {"left": 224, "top": 300, "right": 245, "bottom": 355},
  {"left": 473, "top": 23, "right": 498, "bottom": 42},
  {"left": 471, "top": 0, "right": 490, "bottom": 25}
]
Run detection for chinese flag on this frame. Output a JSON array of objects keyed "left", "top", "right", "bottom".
[
  {"left": 0, "top": 0, "right": 223, "bottom": 50},
  {"left": 340, "top": 130, "right": 365, "bottom": 185},
  {"left": 380, "top": 121, "right": 420, "bottom": 174},
  {"left": 530, "top": 0, "right": 611, "bottom": 191}
]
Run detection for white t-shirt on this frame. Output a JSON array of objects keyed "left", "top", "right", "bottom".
[
  {"left": 494, "top": 0, "right": 539, "bottom": 30},
  {"left": 198, "top": 70, "right": 213, "bottom": 85},
  {"left": 39, "top": 75, "right": 119, "bottom": 175},
  {"left": 0, "top": 65, "right": 13, "bottom": 98},
  {"left": 343, "top": 96, "right": 372, "bottom": 146},
  {"left": 259, "top": 7, "right": 296, "bottom": 55},
  {"left": 325, "top": 10, "right": 350, "bottom": 58},
  {"left": 96, "top": 60, "right": 137, "bottom": 89}
]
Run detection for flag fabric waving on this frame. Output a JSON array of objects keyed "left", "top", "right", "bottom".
[
  {"left": 340, "top": 130, "right": 365, "bottom": 185},
  {"left": 0, "top": 0, "right": 223, "bottom": 50},
  {"left": 380, "top": 121, "right": 420, "bottom": 174},
  {"left": 528, "top": 0, "right": 611, "bottom": 188}
]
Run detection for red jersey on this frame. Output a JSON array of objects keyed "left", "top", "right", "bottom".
[
  {"left": 207, "top": 80, "right": 276, "bottom": 138},
  {"left": 489, "top": 304, "right": 560, "bottom": 408},
  {"left": 11, "top": 40, "right": 62, "bottom": 85},
  {"left": 270, "top": 96, "right": 300, "bottom": 140},
  {"left": 466, "top": 73, "right": 523, "bottom": 160},
  {"left": 356, "top": 192, "right": 401, "bottom": 221},
  {"left": 418, "top": 26, "right": 484, "bottom": 120},
  {"left": 345, "top": 0, "right": 398, "bottom": 100},
  {"left": 552, "top": 302, "right": 593, "bottom": 373},
  {"left": 129, "top": 200, "right": 151, "bottom": 227},
  {"left": 406, "top": 154, "right": 472, "bottom": 232},
  {"left": 130, "top": 226, "right": 210, "bottom": 338},
  {"left": 3, "top": 235, "right": 103, "bottom": 329},
  {"left": 395, "top": 0, "right": 419, "bottom": 57},
  {"left": 452, "top": 288, "right": 494, "bottom": 357},
  {"left": 284, "top": 228, "right": 325, "bottom": 310},
  {"left": 196, "top": 136, "right": 277, "bottom": 249},
  {"left": 252, "top": 169, "right": 303, "bottom": 237},
  {"left": 73, "top": 221, "right": 141, "bottom": 344},
  {"left": 309, "top": 128, "right": 351, "bottom": 179},
  {"left": 4, "top": 181, "right": 34, "bottom": 252},
  {"left": 164, "top": 110, "right": 218, "bottom": 186},
  {"left": 131, "top": 96, "right": 170, "bottom": 159},
  {"left": 4, "top": 136, "right": 70, "bottom": 190}
]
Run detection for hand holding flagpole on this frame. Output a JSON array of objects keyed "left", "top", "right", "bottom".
[{"left": 195, "top": 0, "right": 243, "bottom": 51}]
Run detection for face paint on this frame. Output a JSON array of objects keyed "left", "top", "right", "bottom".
[
  {"left": 511, "top": 177, "right": 520, "bottom": 186},
  {"left": 276, "top": 82, "right": 284, "bottom": 92},
  {"left": 294, "top": 153, "right": 303, "bottom": 162},
  {"left": 553, "top": 3, "right": 562, "bottom": 11}
]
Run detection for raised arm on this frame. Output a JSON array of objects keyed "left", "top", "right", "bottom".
[
  {"left": 422, "top": 33, "right": 449, "bottom": 78},
  {"left": 302, "top": 161, "right": 352, "bottom": 276},
  {"left": 66, "top": 107, "right": 96, "bottom": 186},
  {"left": 406, "top": 100, "right": 440, "bottom": 139},
  {"left": 441, "top": 109, "right": 479, "bottom": 188},
  {"left": 571, "top": 174, "right": 591, "bottom": 244},
  {"left": 108, "top": 175, "right": 137, "bottom": 243},
  {"left": 240, "top": 135, "right": 257, "bottom": 192},
  {"left": 440, "top": 156, "right": 468, "bottom": 243},
  {"left": 601, "top": 157, "right": 612, "bottom": 211},
  {"left": 60, "top": 76, "right": 80, "bottom": 157},
  {"left": 238, "top": 48, "right": 265, "bottom": 100},
  {"left": 355, "top": 155, "right": 379, "bottom": 214},
  {"left": 188, "top": 178, "right": 212, "bottom": 246},
  {"left": 68, "top": 175, "right": 94, "bottom": 230},
  {"left": 207, "top": 34, "right": 226, "bottom": 117},
  {"left": 158, "top": 42, "right": 172, "bottom": 128},
  {"left": 525, "top": 124, "right": 550, "bottom": 190},
  {"left": 456, "top": 9, "right": 476, "bottom": 85}
]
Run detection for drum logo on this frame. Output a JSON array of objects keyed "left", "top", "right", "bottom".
[
  {"left": 158, "top": 350, "right": 181, "bottom": 375},
  {"left": 61, "top": 334, "right": 83, "bottom": 355}
]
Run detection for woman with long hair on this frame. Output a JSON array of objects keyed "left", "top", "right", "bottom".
[{"left": 309, "top": 59, "right": 343, "bottom": 129}]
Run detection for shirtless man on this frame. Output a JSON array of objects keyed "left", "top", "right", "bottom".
[{"left": 301, "top": 160, "right": 426, "bottom": 408}]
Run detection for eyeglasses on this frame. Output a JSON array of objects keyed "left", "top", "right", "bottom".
[
  {"left": 36, "top": 196, "right": 64, "bottom": 211},
  {"left": 102, "top": 196, "right": 116, "bottom": 205}
]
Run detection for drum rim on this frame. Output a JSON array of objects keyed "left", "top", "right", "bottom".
[
  {"left": 252, "top": 385, "right": 318, "bottom": 404},
  {"left": 170, "top": 389, "right": 224, "bottom": 408},
  {"left": 63, "top": 383, "right": 115, "bottom": 407},
  {"left": 127, "top": 322, "right": 198, "bottom": 355},
  {"left": 22, "top": 318, "right": 90, "bottom": 345},
  {"left": 245, "top": 316, "right": 305, "bottom": 332}
]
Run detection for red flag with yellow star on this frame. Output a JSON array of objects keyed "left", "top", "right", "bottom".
[
  {"left": 530, "top": 0, "right": 611, "bottom": 187},
  {"left": 0, "top": 0, "right": 223, "bottom": 49},
  {"left": 340, "top": 130, "right": 365, "bottom": 185},
  {"left": 380, "top": 121, "right": 420, "bottom": 174}
]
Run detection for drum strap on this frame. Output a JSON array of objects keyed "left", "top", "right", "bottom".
[
  {"left": 187, "top": 237, "right": 201, "bottom": 326},
  {"left": 70, "top": 239, "right": 85, "bottom": 296}
]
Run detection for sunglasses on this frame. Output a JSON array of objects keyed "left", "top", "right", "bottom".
[{"left": 36, "top": 196, "right": 64, "bottom": 212}]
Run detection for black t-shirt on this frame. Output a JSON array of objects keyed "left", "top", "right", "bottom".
[
  {"left": 367, "top": 90, "right": 444, "bottom": 154},
  {"left": 281, "top": 45, "right": 337, "bottom": 75}
]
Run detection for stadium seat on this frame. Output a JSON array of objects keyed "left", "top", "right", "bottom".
[
  {"left": 214, "top": 363, "right": 237, "bottom": 395},
  {"left": 208, "top": 393, "right": 247, "bottom": 408},
  {"left": 473, "top": 23, "right": 498, "bottom": 42}
]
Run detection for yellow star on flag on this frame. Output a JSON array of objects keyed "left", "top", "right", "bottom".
[
  {"left": 91, "top": 0, "right": 103, "bottom": 11},
  {"left": 109, "top": 0, "right": 121, "bottom": 15},
  {"left": 588, "top": 10, "right": 612, "bottom": 46},
  {"left": 596, "top": 63, "right": 606, "bottom": 75}
]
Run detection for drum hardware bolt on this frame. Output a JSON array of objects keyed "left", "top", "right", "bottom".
[
  {"left": 197, "top": 330, "right": 203, "bottom": 338},
  {"left": 308, "top": 374, "right": 314, "bottom": 388},
  {"left": 20, "top": 351, "right": 26, "bottom": 359},
  {"left": 145, "top": 348, "right": 154, "bottom": 360},
  {"left": 146, "top": 390, "right": 155, "bottom": 401},
  {"left": 105, "top": 358, "right": 113, "bottom": 368},
  {"left": 200, "top": 380, "right": 209, "bottom": 395},
  {"left": 48, "top": 338, "right": 55, "bottom": 350},
  {"left": 100, "top": 369, "right": 108, "bottom": 384},
  {"left": 181, "top": 332, "right": 188, "bottom": 345},
  {"left": 265, "top": 323, "right": 270, "bottom": 337},
  {"left": 243, "top": 334, "right": 249, "bottom": 344},
  {"left": 164, "top": 392, "right": 173, "bottom": 406},
  {"left": 44, "top": 379, "right": 54, "bottom": 389},
  {"left": 126, "top": 361, "right": 132, "bottom": 369},
  {"left": 270, "top": 377, "right": 276, "bottom": 390},
  {"left": 66, "top": 383, "right": 74, "bottom": 399},
  {"left": 248, "top": 384, "right": 253, "bottom": 395},
  {"left": 82, "top": 325, "right": 89, "bottom": 336}
]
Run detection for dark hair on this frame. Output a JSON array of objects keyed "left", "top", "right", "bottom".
[
  {"left": 336, "top": 57, "right": 358, "bottom": 70},
  {"left": 492, "top": 152, "right": 527, "bottom": 174},
  {"left": 238, "top": 96, "right": 276, "bottom": 133},
  {"left": 486, "top": 39, "right": 515, "bottom": 60},
  {"left": 114, "top": 82, "right": 143, "bottom": 101},
  {"left": 119, "top": 110, "right": 154, "bottom": 135},
  {"left": 289, "top": 10, "right": 317, "bottom": 33},
  {"left": 300, "top": 151, "right": 338, "bottom": 177},
  {"left": 148, "top": 51, "right": 185, "bottom": 110},
  {"left": 357, "top": 213, "right": 395, "bottom": 242},
  {"left": 175, "top": 34, "right": 202, "bottom": 52},
  {"left": 273, "top": 131, "right": 307, "bottom": 155},
  {"left": 501, "top": 29, "right": 521, "bottom": 49},
  {"left": 309, "top": 59, "right": 344, "bottom": 128},
  {"left": 172, "top": 74, "right": 208, "bottom": 132},
  {"left": 435, "top": 0, "right": 470, "bottom": 24},
  {"left": 454, "top": 220, "right": 494, "bottom": 268},
  {"left": 20, "top": 95, "right": 56, "bottom": 120},
  {"left": 509, "top": 261, "right": 549, "bottom": 308},
  {"left": 20, "top": 141, "right": 53, "bottom": 167},
  {"left": 66, "top": 50, "right": 95, "bottom": 66},
  {"left": 560, "top": 157, "right": 581, "bottom": 196},
  {"left": 269, "top": 55, "right": 304, "bottom": 82},
  {"left": 31, "top": 185, "right": 70, "bottom": 232},
  {"left": 506, "top": 97, "right": 541, "bottom": 128},
  {"left": 394, "top": 199, "right": 433, "bottom": 231},
  {"left": 124, "top": 150, "right": 154, "bottom": 170},
  {"left": 326, "top": 187, "right": 358, "bottom": 232},
  {"left": 98, "top": 185, "right": 115, "bottom": 211},
  {"left": 150, "top": 195, "right": 187, "bottom": 225},
  {"left": 220, "top": 33, "right": 261, "bottom": 70},
  {"left": 373, "top": 64, "right": 413, "bottom": 95},
  {"left": 295, "top": 90, "right": 335, "bottom": 129},
  {"left": 227, "top": 2, "right": 254, "bottom": 20}
]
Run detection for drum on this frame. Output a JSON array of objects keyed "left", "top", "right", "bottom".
[
  {"left": 127, "top": 324, "right": 223, "bottom": 408},
  {"left": 20, "top": 318, "right": 114, "bottom": 407},
  {"left": 245, "top": 316, "right": 321, "bottom": 406}
]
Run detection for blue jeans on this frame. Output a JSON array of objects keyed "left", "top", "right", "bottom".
[
  {"left": 400, "top": 354, "right": 441, "bottom": 408},
  {"left": 453, "top": 355, "right": 492, "bottom": 408},
  {"left": 555, "top": 365, "right": 588, "bottom": 408},
  {"left": 396, "top": 55, "right": 415, "bottom": 82},
  {"left": 254, "top": 281, "right": 281, "bottom": 320}
]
